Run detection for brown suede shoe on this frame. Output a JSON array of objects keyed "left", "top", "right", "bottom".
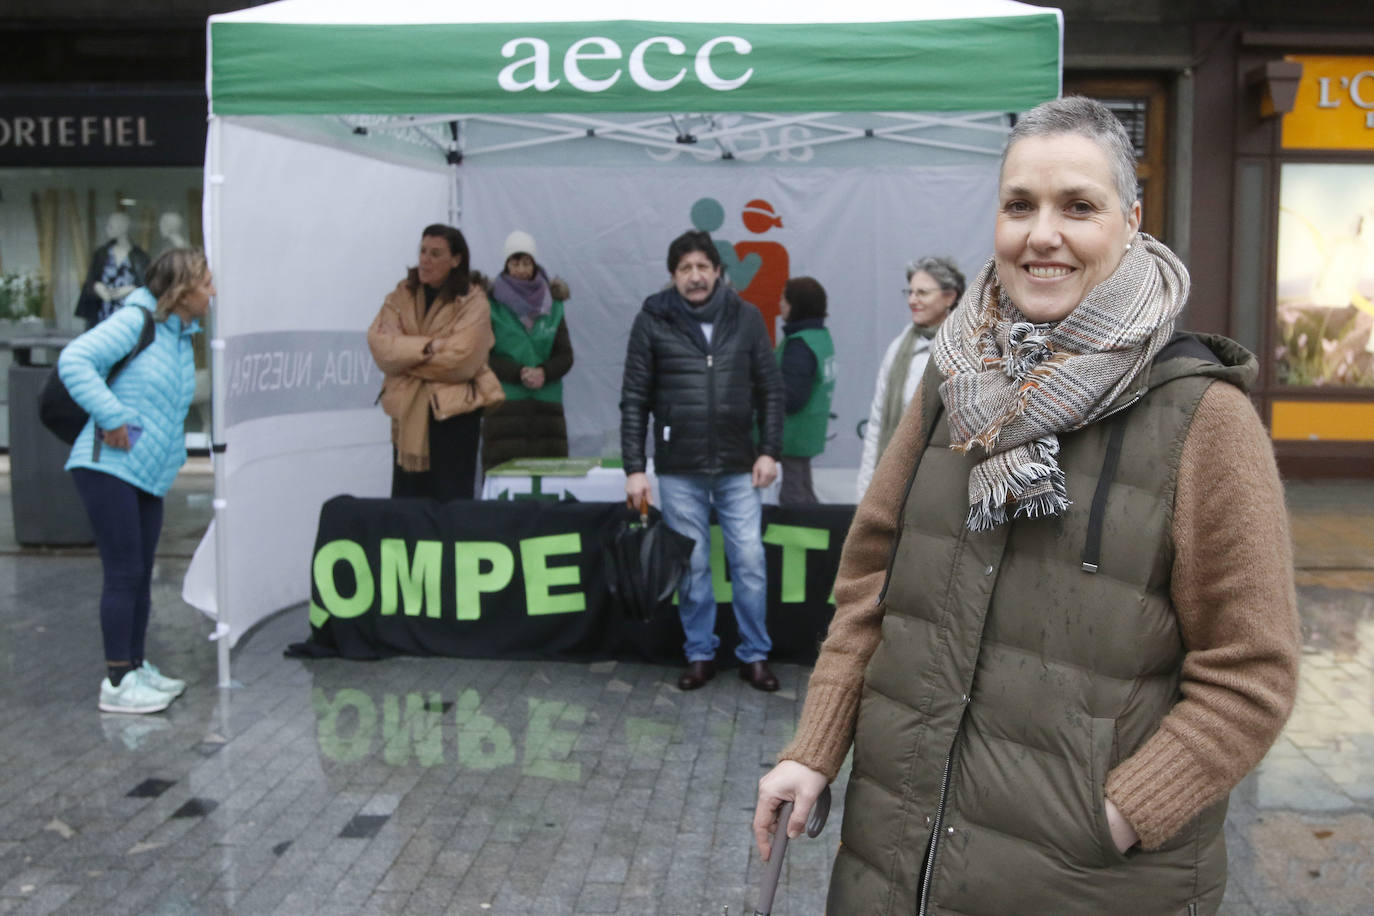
[
  {"left": 738, "top": 660, "right": 780, "bottom": 692},
  {"left": 677, "top": 660, "right": 716, "bottom": 691}
]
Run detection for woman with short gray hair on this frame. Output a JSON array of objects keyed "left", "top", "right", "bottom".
[
  {"left": 756, "top": 96, "right": 1298, "bottom": 915},
  {"left": 855, "top": 255, "right": 965, "bottom": 500}
]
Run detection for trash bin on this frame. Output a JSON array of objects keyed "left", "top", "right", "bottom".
[{"left": 5, "top": 335, "right": 93, "bottom": 545}]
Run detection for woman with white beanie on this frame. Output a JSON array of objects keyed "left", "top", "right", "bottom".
[{"left": 482, "top": 230, "right": 575, "bottom": 470}]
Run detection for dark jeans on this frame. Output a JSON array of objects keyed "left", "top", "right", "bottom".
[
  {"left": 70, "top": 468, "right": 163, "bottom": 663},
  {"left": 391, "top": 409, "right": 482, "bottom": 502},
  {"left": 779, "top": 456, "right": 818, "bottom": 506}
]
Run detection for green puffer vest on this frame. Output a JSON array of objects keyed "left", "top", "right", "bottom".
[
  {"left": 830, "top": 334, "right": 1257, "bottom": 916},
  {"left": 776, "top": 327, "right": 836, "bottom": 458}
]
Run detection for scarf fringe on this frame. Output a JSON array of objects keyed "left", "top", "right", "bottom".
[{"left": 966, "top": 453, "right": 1070, "bottom": 533}]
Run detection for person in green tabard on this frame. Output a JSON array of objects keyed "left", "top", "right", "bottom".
[
  {"left": 775, "top": 277, "right": 835, "bottom": 506},
  {"left": 855, "top": 255, "right": 965, "bottom": 501},
  {"left": 481, "top": 230, "right": 574, "bottom": 471}
]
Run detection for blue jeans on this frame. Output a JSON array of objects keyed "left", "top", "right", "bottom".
[
  {"left": 70, "top": 468, "right": 163, "bottom": 663},
  {"left": 658, "top": 473, "right": 771, "bottom": 663}
]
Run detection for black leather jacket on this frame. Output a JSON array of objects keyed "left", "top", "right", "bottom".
[{"left": 619, "top": 285, "right": 783, "bottom": 475}]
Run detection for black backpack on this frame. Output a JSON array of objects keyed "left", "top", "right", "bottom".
[{"left": 39, "top": 308, "right": 156, "bottom": 445}]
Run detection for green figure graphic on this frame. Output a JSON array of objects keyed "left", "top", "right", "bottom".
[{"left": 690, "top": 197, "right": 761, "bottom": 290}]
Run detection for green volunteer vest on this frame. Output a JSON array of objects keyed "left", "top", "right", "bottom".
[
  {"left": 775, "top": 327, "right": 835, "bottom": 458},
  {"left": 489, "top": 298, "right": 564, "bottom": 404}
]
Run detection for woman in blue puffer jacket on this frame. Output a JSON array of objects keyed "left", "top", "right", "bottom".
[{"left": 58, "top": 248, "right": 212, "bottom": 715}]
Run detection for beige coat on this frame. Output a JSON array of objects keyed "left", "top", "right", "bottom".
[{"left": 367, "top": 280, "right": 503, "bottom": 471}]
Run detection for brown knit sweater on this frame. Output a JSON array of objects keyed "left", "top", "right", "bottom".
[{"left": 780, "top": 378, "right": 1300, "bottom": 850}]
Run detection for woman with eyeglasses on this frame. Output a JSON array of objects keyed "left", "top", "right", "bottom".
[{"left": 855, "top": 256, "right": 965, "bottom": 500}]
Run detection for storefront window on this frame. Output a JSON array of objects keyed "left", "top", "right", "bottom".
[
  {"left": 0, "top": 166, "right": 206, "bottom": 446},
  {"left": 1274, "top": 162, "right": 1374, "bottom": 388}
]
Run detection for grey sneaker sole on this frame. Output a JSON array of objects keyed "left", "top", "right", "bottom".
[{"left": 98, "top": 698, "right": 171, "bottom": 714}]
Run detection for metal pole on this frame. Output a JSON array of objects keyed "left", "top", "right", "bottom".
[
  {"left": 207, "top": 114, "right": 235, "bottom": 689},
  {"left": 448, "top": 119, "right": 462, "bottom": 226}
]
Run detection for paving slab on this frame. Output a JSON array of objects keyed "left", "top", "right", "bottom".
[{"left": 0, "top": 470, "right": 1370, "bottom": 914}]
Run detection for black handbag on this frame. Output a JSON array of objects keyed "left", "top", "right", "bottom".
[
  {"left": 603, "top": 496, "right": 696, "bottom": 622},
  {"left": 39, "top": 308, "right": 155, "bottom": 445}
]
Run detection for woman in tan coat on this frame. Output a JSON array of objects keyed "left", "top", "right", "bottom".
[
  {"left": 753, "top": 98, "right": 1299, "bottom": 915},
  {"left": 368, "top": 224, "right": 502, "bottom": 501}
]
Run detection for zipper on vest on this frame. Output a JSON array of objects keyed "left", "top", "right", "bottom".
[
  {"left": 1097, "top": 385, "right": 1148, "bottom": 421},
  {"left": 918, "top": 748, "right": 956, "bottom": 916}
]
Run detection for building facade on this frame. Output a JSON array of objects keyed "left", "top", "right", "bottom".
[{"left": 2, "top": 1, "right": 1372, "bottom": 473}]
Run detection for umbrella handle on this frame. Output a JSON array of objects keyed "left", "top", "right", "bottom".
[
  {"left": 753, "top": 785, "right": 831, "bottom": 916},
  {"left": 753, "top": 801, "right": 792, "bottom": 916},
  {"left": 626, "top": 493, "right": 650, "bottom": 522}
]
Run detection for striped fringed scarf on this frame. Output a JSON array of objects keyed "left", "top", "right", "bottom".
[{"left": 932, "top": 233, "right": 1190, "bottom": 531}]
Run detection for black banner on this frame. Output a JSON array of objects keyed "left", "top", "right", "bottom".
[
  {"left": 296, "top": 496, "right": 855, "bottom": 666},
  {"left": 0, "top": 87, "right": 206, "bottom": 167}
]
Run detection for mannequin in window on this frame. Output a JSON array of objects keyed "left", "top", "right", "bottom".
[
  {"left": 158, "top": 212, "right": 188, "bottom": 252},
  {"left": 76, "top": 212, "right": 151, "bottom": 329}
]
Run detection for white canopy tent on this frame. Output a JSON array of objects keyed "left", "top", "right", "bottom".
[{"left": 188, "top": 0, "right": 1063, "bottom": 686}]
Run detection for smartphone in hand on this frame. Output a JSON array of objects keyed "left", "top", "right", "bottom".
[{"left": 126, "top": 424, "right": 143, "bottom": 448}]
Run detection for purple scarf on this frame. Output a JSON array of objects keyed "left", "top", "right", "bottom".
[{"left": 492, "top": 269, "right": 553, "bottom": 330}]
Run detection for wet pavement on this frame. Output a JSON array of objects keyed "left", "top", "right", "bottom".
[{"left": 0, "top": 464, "right": 1370, "bottom": 915}]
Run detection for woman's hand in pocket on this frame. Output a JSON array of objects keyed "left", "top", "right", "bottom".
[
  {"left": 102, "top": 425, "right": 131, "bottom": 450},
  {"left": 1105, "top": 798, "right": 1139, "bottom": 853}
]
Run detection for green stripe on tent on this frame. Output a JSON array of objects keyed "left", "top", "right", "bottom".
[{"left": 210, "top": 18, "right": 1059, "bottom": 115}]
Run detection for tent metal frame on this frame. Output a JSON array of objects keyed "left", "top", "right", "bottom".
[{"left": 336, "top": 110, "right": 1013, "bottom": 161}]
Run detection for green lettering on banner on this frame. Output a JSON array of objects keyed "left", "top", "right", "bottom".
[
  {"left": 523, "top": 698, "right": 586, "bottom": 781},
  {"left": 455, "top": 688, "right": 516, "bottom": 769},
  {"left": 383, "top": 692, "right": 445, "bottom": 766},
  {"left": 520, "top": 533, "right": 585, "bottom": 615},
  {"left": 313, "top": 539, "right": 375, "bottom": 619},
  {"left": 761, "top": 524, "right": 830, "bottom": 603},
  {"left": 379, "top": 539, "right": 443, "bottom": 617},
  {"left": 312, "top": 687, "right": 376, "bottom": 763},
  {"left": 454, "top": 542, "right": 515, "bottom": 621},
  {"left": 711, "top": 525, "right": 731, "bottom": 602}
]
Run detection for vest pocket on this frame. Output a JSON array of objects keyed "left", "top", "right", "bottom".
[{"left": 1088, "top": 717, "right": 1133, "bottom": 868}]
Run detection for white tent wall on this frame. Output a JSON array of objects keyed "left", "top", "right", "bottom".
[
  {"left": 195, "top": 1, "right": 1062, "bottom": 681},
  {"left": 458, "top": 162, "right": 999, "bottom": 469},
  {"left": 185, "top": 118, "right": 451, "bottom": 650}
]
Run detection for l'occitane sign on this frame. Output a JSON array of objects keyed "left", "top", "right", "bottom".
[{"left": 1282, "top": 55, "right": 1374, "bottom": 150}]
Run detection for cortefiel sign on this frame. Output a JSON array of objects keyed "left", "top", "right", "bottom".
[{"left": 0, "top": 89, "right": 207, "bottom": 167}]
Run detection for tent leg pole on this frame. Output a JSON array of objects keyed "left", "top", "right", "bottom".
[
  {"left": 448, "top": 120, "right": 461, "bottom": 226},
  {"left": 207, "top": 114, "right": 237, "bottom": 691},
  {"left": 449, "top": 164, "right": 460, "bottom": 226}
]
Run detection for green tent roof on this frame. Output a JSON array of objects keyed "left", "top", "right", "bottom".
[{"left": 209, "top": 0, "right": 1062, "bottom": 116}]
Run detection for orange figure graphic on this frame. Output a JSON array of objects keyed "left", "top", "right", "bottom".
[{"left": 735, "top": 199, "right": 789, "bottom": 345}]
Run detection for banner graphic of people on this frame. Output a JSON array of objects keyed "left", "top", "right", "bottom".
[{"left": 690, "top": 196, "right": 790, "bottom": 344}]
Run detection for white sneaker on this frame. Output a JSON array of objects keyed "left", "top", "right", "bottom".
[
  {"left": 98, "top": 676, "right": 172, "bottom": 715},
  {"left": 137, "top": 661, "right": 186, "bottom": 697}
]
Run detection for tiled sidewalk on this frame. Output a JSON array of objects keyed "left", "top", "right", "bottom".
[{"left": 0, "top": 473, "right": 1370, "bottom": 915}]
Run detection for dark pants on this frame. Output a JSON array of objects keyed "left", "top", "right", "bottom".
[
  {"left": 391, "top": 409, "right": 483, "bottom": 502},
  {"left": 71, "top": 468, "right": 163, "bottom": 663},
  {"left": 779, "top": 456, "right": 818, "bottom": 506}
]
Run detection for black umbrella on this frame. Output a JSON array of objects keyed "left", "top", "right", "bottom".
[{"left": 603, "top": 496, "right": 695, "bottom": 622}]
